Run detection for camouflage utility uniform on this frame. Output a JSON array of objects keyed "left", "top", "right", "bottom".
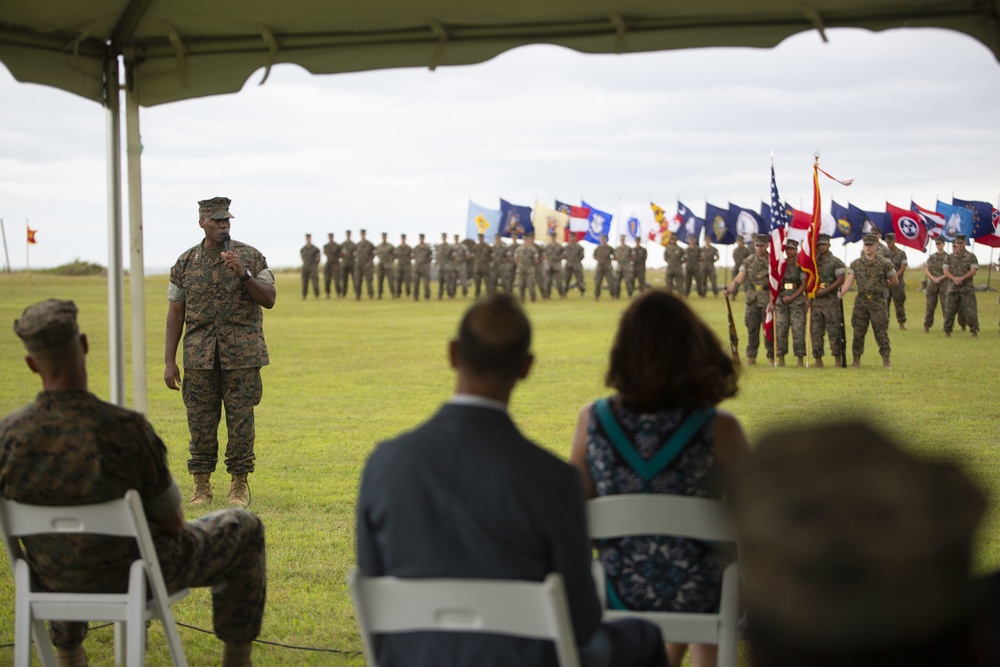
[
  {"left": 515, "top": 242, "right": 540, "bottom": 303},
  {"left": 412, "top": 242, "right": 433, "bottom": 301},
  {"left": 339, "top": 237, "right": 356, "bottom": 297},
  {"left": 942, "top": 251, "right": 979, "bottom": 334},
  {"left": 300, "top": 242, "right": 320, "bottom": 298},
  {"left": 394, "top": 240, "right": 413, "bottom": 297},
  {"left": 739, "top": 253, "right": 774, "bottom": 363},
  {"left": 563, "top": 242, "right": 585, "bottom": 295},
  {"left": 811, "top": 252, "right": 846, "bottom": 362},
  {"left": 886, "top": 246, "right": 908, "bottom": 326},
  {"left": 684, "top": 243, "right": 701, "bottom": 296},
  {"left": 169, "top": 240, "right": 272, "bottom": 475},
  {"left": 375, "top": 239, "right": 396, "bottom": 298},
  {"left": 0, "top": 389, "right": 266, "bottom": 652},
  {"left": 500, "top": 239, "right": 518, "bottom": 294},
  {"left": 664, "top": 242, "right": 685, "bottom": 293},
  {"left": 732, "top": 243, "right": 750, "bottom": 292},
  {"left": 700, "top": 244, "right": 720, "bottom": 297},
  {"left": 489, "top": 238, "right": 506, "bottom": 295},
  {"left": 541, "top": 241, "right": 564, "bottom": 298},
  {"left": 593, "top": 243, "right": 615, "bottom": 299},
  {"left": 923, "top": 246, "right": 948, "bottom": 331},
  {"left": 354, "top": 237, "right": 376, "bottom": 299},
  {"left": 775, "top": 260, "right": 807, "bottom": 360},
  {"left": 632, "top": 244, "right": 648, "bottom": 293},
  {"left": 449, "top": 241, "right": 469, "bottom": 297},
  {"left": 848, "top": 254, "right": 895, "bottom": 358},
  {"left": 472, "top": 239, "right": 494, "bottom": 298},
  {"left": 436, "top": 239, "right": 451, "bottom": 299},
  {"left": 322, "top": 238, "right": 341, "bottom": 297},
  {"left": 614, "top": 242, "right": 634, "bottom": 298}
]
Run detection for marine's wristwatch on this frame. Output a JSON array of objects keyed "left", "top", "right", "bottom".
[{"left": 239, "top": 269, "right": 252, "bottom": 282}]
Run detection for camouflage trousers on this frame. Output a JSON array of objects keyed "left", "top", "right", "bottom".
[
  {"left": 377, "top": 264, "right": 396, "bottom": 298},
  {"left": 775, "top": 295, "right": 808, "bottom": 357},
  {"left": 183, "top": 366, "right": 261, "bottom": 475},
  {"left": 340, "top": 262, "right": 355, "bottom": 297},
  {"left": 447, "top": 267, "right": 467, "bottom": 297},
  {"left": 413, "top": 268, "right": 431, "bottom": 300},
  {"left": 438, "top": 268, "right": 454, "bottom": 298},
  {"left": 500, "top": 267, "right": 515, "bottom": 294},
  {"left": 594, "top": 265, "right": 615, "bottom": 298},
  {"left": 924, "top": 285, "right": 945, "bottom": 329},
  {"left": 541, "top": 266, "right": 564, "bottom": 298},
  {"left": 810, "top": 295, "right": 844, "bottom": 359},
  {"left": 486, "top": 267, "right": 501, "bottom": 296},
  {"left": 665, "top": 270, "right": 684, "bottom": 293},
  {"left": 634, "top": 266, "right": 646, "bottom": 293},
  {"left": 700, "top": 267, "right": 718, "bottom": 296},
  {"left": 50, "top": 508, "right": 266, "bottom": 649},
  {"left": 684, "top": 268, "right": 698, "bottom": 296},
  {"left": 354, "top": 264, "right": 374, "bottom": 299},
  {"left": 851, "top": 293, "right": 891, "bottom": 356},
  {"left": 744, "top": 300, "right": 774, "bottom": 361},
  {"left": 564, "top": 264, "right": 585, "bottom": 294},
  {"left": 615, "top": 268, "right": 635, "bottom": 298},
  {"left": 473, "top": 268, "right": 490, "bottom": 298},
  {"left": 324, "top": 261, "right": 341, "bottom": 297},
  {"left": 301, "top": 266, "right": 319, "bottom": 298},
  {"left": 887, "top": 283, "right": 906, "bottom": 324},
  {"left": 395, "top": 266, "right": 412, "bottom": 297},
  {"left": 943, "top": 288, "right": 979, "bottom": 333},
  {"left": 516, "top": 267, "right": 537, "bottom": 303}
]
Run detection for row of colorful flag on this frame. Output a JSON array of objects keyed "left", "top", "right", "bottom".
[{"left": 466, "top": 195, "right": 1000, "bottom": 253}]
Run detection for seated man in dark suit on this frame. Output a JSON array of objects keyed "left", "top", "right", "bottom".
[{"left": 356, "top": 294, "right": 667, "bottom": 667}]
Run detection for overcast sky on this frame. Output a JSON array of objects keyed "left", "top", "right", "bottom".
[{"left": 1, "top": 26, "right": 999, "bottom": 273}]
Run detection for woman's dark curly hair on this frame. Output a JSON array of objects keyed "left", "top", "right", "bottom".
[{"left": 605, "top": 289, "right": 739, "bottom": 412}]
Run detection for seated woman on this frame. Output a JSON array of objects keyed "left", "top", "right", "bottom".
[{"left": 569, "top": 289, "right": 749, "bottom": 667}]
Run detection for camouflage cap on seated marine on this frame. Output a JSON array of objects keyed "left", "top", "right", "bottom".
[
  {"left": 14, "top": 299, "right": 80, "bottom": 351},
  {"left": 198, "top": 197, "right": 234, "bottom": 220},
  {"left": 753, "top": 233, "right": 768, "bottom": 245},
  {"left": 728, "top": 422, "right": 985, "bottom": 651}
]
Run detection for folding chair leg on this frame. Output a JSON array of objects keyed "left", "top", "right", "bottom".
[
  {"left": 124, "top": 621, "right": 147, "bottom": 667},
  {"left": 114, "top": 622, "right": 124, "bottom": 666},
  {"left": 32, "top": 621, "right": 58, "bottom": 667}
]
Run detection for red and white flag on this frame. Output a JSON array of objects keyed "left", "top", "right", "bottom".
[
  {"left": 764, "top": 225, "right": 786, "bottom": 342},
  {"left": 887, "top": 202, "right": 928, "bottom": 251}
]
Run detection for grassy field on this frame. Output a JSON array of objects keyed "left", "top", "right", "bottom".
[{"left": 1, "top": 270, "right": 998, "bottom": 666}]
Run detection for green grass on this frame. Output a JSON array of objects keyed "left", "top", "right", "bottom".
[{"left": 1, "top": 271, "right": 998, "bottom": 665}]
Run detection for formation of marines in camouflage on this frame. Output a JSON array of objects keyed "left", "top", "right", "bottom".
[{"left": 299, "top": 233, "right": 321, "bottom": 299}]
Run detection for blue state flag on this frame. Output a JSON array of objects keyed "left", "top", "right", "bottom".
[
  {"left": 466, "top": 200, "right": 500, "bottom": 242},
  {"left": 857, "top": 208, "right": 892, "bottom": 236},
  {"left": 581, "top": 200, "right": 613, "bottom": 245},
  {"left": 835, "top": 201, "right": 866, "bottom": 243},
  {"left": 729, "top": 204, "right": 762, "bottom": 243},
  {"left": 952, "top": 197, "right": 995, "bottom": 238},
  {"left": 935, "top": 201, "right": 974, "bottom": 241},
  {"left": 499, "top": 199, "right": 534, "bottom": 238},
  {"left": 675, "top": 201, "right": 704, "bottom": 245},
  {"left": 705, "top": 202, "right": 735, "bottom": 244}
]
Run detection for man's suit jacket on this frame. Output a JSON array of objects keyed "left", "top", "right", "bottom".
[{"left": 356, "top": 402, "right": 603, "bottom": 666}]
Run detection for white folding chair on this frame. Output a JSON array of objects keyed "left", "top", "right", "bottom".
[
  {"left": 347, "top": 568, "right": 580, "bottom": 667},
  {"left": 587, "top": 494, "right": 740, "bottom": 667},
  {"left": 0, "top": 490, "right": 189, "bottom": 667}
]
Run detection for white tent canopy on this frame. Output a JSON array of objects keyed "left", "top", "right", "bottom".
[{"left": 1, "top": 0, "right": 998, "bottom": 409}]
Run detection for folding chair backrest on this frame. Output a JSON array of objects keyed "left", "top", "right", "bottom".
[
  {"left": 586, "top": 494, "right": 740, "bottom": 667},
  {"left": 348, "top": 568, "right": 580, "bottom": 667}
]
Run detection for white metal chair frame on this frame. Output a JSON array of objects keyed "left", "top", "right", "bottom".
[
  {"left": 0, "top": 489, "right": 189, "bottom": 667},
  {"left": 587, "top": 494, "right": 740, "bottom": 667},
  {"left": 348, "top": 568, "right": 581, "bottom": 667}
]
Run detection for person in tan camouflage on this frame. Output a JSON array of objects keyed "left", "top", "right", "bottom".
[
  {"left": 723, "top": 234, "right": 773, "bottom": 365},
  {"left": 515, "top": 233, "right": 540, "bottom": 303},
  {"left": 299, "top": 233, "right": 321, "bottom": 300},
  {"left": 884, "top": 232, "right": 908, "bottom": 330},
  {"left": 5, "top": 299, "right": 266, "bottom": 667},
  {"left": 593, "top": 234, "right": 615, "bottom": 300},
  {"left": 501, "top": 235, "right": 518, "bottom": 294},
  {"left": 354, "top": 228, "right": 376, "bottom": 300},
  {"left": 923, "top": 237, "right": 948, "bottom": 332},
  {"left": 375, "top": 232, "right": 396, "bottom": 299},
  {"left": 322, "top": 232, "right": 341, "bottom": 299},
  {"left": 699, "top": 237, "right": 720, "bottom": 297},
  {"left": 838, "top": 232, "right": 898, "bottom": 368},
  {"left": 632, "top": 237, "right": 648, "bottom": 293},
  {"left": 540, "top": 232, "right": 564, "bottom": 299},
  {"left": 771, "top": 239, "right": 807, "bottom": 367},
  {"left": 663, "top": 235, "right": 685, "bottom": 293},
  {"left": 563, "top": 234, "right": 586, "bottom": 296},
  {"left": 471, "top": 233, "right": 493, "bottom": 298},
  {"left": 435, "top": 232, "right": 451, "bottom": 300},
  {"left": 683, "top": 237, "right": 702, "bottom": 297},
  {"left": 413, "top": 233, "right": 433, "bottom": 301},
  {"left": 613, "top": 234, "right": 634, "bottom": 299},
  {"left": 489, "top": 235, "right": 507, "bottom": 296},
  {"left": 339, "top": 229, "right": 356, "bottom": 297},
  {"left": 394, "top": 233, "right": 413, "bottom": 298},
  {"left": 452, "top": 234, "right": 470, "bottom": 297},
  {"left": 810, "top": 234, "right": 846, "bottom": 367},
  {"left": 165, "top": 197, "right": 275, "bottom": 506},
  {"left": 731, "top": 236, "right": 750, "bottom": 293},
  {"left": 942, "top": 234, "right": 979, "bottom": 337}
]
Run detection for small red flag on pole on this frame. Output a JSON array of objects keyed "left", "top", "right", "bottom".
[{"left": 27, "top": 226, "right": 38, "bottom": 244}]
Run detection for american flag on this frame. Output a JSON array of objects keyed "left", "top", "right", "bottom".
[
  {"left": 768, "top": 164, "right": 789, "bottom": 232},
  {"left": 764, "top": 163, "right": 787, "bottom": 341}
]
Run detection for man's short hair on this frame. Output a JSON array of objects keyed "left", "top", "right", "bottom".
[{"left": 455, "top": 295, "right": 531, "bottom": 382}]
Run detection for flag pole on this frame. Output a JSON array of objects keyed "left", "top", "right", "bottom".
[
  {"left": 25, "top": 219, "right": 30, "bottom": 287},
  {"left": 0, "top": 218, "right": 9, "bottom": 272}
]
